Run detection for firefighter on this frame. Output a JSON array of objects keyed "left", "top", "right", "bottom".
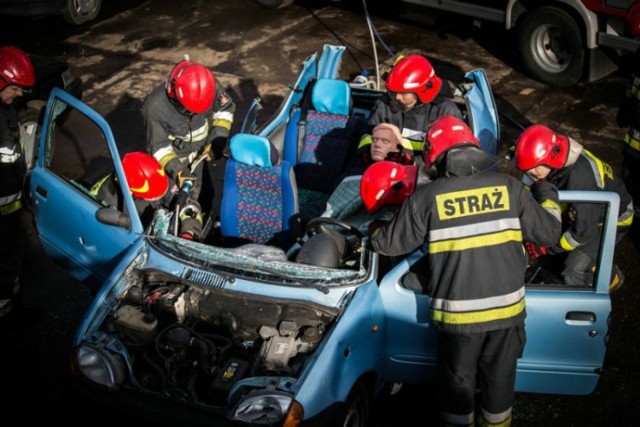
[
  {"left": 141, "top": 55, "right": 235, "bottom": 219},
  {"left": 515, "top": 124, "right": 633, "bottom": 291},
  {"left": 616, "top": 3, "right": 640, "bottom": 239},
  {"left": 356, "top": 54, "right": 463, "bottom": 162},
  {"left": 0, "top": 46, "right": 35, "bottom": 319},
  {"left": 369, "top": 115, "right": 562, "bottom": 426},
  {"left": 93, "top": 152, "right": 203, "bottom": 241}
]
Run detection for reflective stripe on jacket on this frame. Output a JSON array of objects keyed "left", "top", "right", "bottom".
[
  {"left": 372, "top": 161, "right": 561, "bottom": 334},
  {"left": 141, "top": 76, "right": 235, "bottom": 178},
  {"left": 0, "top": 104, "right": 24, "bottom": 217},
  {"left": 359, "top": 93, "right": 463, "bottom": 154},
  {"left": 550, "top": 149, "right": 634, "bottom": 252}
]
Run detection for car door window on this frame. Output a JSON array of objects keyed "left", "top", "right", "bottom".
[
  {"left": 44, "top": 98, "right": 117, "bottom": 208},
  {"left": 525, "top": 201, "right": 605, "bottom": 291}
]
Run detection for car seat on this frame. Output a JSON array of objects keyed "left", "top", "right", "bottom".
[
  {"left": 283, "top": 78, "right": 364, "bottom": 194},
  {"left": 220, "top": 134, "right": 300, "bottom": 248},
  {"left": 282, "top": 78, "right": 364, "bottom": 222}
]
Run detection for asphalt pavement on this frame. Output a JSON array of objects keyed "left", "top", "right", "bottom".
[{"left": 1, "top": 1, "right": 639, "bottom": 425}]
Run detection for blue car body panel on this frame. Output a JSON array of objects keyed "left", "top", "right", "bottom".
[
  {"left": 30, "top": 46, "right": 615, "bottom": 425},
  {"left": 30, "top": 88, "right": 142, "bottom": 285}
]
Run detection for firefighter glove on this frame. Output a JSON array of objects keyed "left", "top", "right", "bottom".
[
  {"left": 385, "top": 144, "right": 414, "bottom": 165},
  {"left": 209, "top": 135, "right": 228, "bottom": 160},
  {"left": 525, "top": 241, "right": 549, "bottom": 259}
]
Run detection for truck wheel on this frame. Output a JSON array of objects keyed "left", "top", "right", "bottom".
[
  {"left": 63, "top": 0, "right": 102, "bottom": 25},
  {"left": 252, "top": 0, "right": 296, "bottom": 9},
  {"left": 516, "top": 6, "right": 584, "bottom": 88},
  {"left": 341, "top": 382, "right": 370, "bottom": 427}
]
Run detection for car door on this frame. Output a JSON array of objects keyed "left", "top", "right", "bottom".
[
  {"left": 380, "top": 190, "right": 615, "bottom": 395},
  {"left": 29, "top": 88, "right": 143, "bottom": 288}
]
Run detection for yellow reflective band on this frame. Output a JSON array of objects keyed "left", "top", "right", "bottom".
[
  {"left": 431, "top": 299, "right": 526, "bottom": 325},
  {"left": 409, "top": 140, "right": 424, "bottom": 151},
  {"left": 358, "top": 134, "right": 372, "bottom": 149},
  {"left": 583, "top": 149, "right": 613, "bottom": 187},
  {"left": 212, "top": 118, "right": 232, "bottom": 130},
  {"left": 429, "top": 229, "right": 522, "bottom": 254},
  {"left": 559, "top": 234, "right": 575, "bottom": 251},
  {"left": 436, "top": 186, "right": 509, "bottom": 220},
  {"left": 159, "top": 152, "right": 178, "bottom": 168},
  {"left": 624, "top": 133, "right": 640, "bottom": 152},
  {"left": 618, "top": 214, "right": 634, "bottom": 227},
  {"left": 0, "top": 199, "right": 21, "bottom": 216},
  {"left": 89, "top": 173, "right": 112, "bottom": 196},
  {"left": 130, "top": 179, "right": 150, "bottom": 194},
  {"left": 540, "top": 199, "right": 562, "bottom": 222}
]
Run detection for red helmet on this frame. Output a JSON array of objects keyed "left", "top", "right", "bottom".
[
  {"left": 424, "top": 115, "right": 479, "bottom": 168},
  {"left": 166, "top": 60, "right": 215, "bottom": 114},
  {"left": 360, "top": 161, "right": 418, "bottom": 213},
  {"left": 385, "top": 54, "right": 442, "bottom": 104},
  {"left": 514, "top": 124, "right": 569, "bottom": 171},
  {"left": 122, "top": 152, "right": 169, "bottom": 201},
  {"left": 0, "top": 46, "right": 35, "bottom": 91}
]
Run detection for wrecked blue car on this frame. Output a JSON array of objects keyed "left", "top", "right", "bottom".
[{"left": 28, "top": 45, "right": 616, "bottom": 426}]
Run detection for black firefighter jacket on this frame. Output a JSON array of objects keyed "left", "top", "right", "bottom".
[
  {"left": 371, "top": 148, "right": 562, "bottom": 334},
  {"left": 141, "top": 76, "right": 235, "bottom": 182}
]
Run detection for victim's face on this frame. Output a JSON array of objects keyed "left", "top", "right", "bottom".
[{"left": 370, "top": 128, "right": 399, "bottom": 162}]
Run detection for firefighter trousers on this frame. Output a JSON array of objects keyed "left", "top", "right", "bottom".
[{"left": 437, "top": 325, "right": 526, "bottom": 426}]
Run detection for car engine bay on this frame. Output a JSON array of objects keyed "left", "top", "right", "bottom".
[{"left": 90, "top": 268, "right": 340, "bottom": 407}]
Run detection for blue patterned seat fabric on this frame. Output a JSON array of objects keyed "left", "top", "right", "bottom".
[
  {"left": 283, "top": 78, "right": 363, "bottom": 195},
  {"left": 220, "top": 134, "right": 299, "bottom": 247}
]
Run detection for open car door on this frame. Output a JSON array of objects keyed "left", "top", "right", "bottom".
[
  {"left": 28, "top": 88, "right": 143, "bottom": 288},
  {"left": 379, "top": 190, "right": 616, "bottom": 395}
]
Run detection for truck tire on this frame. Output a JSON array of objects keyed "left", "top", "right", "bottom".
[
  {"left": 63, "top": 0, "right": 102, "bottom": 25},
  {"left": 252, "top": 0, "right": 296, "bottom": 9},
  {"left": 516, "top": 6, "right": 585, "bottom": 88}
]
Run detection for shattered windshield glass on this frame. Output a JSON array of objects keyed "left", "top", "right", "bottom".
[{"left": 150, "top": 209, "right": 369, "bottom": 286}]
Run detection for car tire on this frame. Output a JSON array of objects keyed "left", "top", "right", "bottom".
[
  {"left": 63, "top": 0, "right": 102, "bottom": 25},
  {"left": 18, "top": 105, "right": 43, "bottom": 173},
  {"left": 516, "top": 6, "right": 585, "bottom": 88},
  {"left": 341, "top": 382, "right": 370, "bottom": 427},
  {"left": 252, "top": 0, "right": 296, "bottom": 9}
]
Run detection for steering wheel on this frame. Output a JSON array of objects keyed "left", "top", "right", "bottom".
[
  {"left": 305, "top": 217, "right": 364, "bottom": 239},
  {"left": 303, "top": 217, "right": 365, "bottom": 268}
]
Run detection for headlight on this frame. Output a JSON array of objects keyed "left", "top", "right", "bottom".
[
  {"left": 230, "top": 390, "right": 296, "bottom": 425},
  {"left": 73, "top": 344, "right": 126, "bottom": 390}
]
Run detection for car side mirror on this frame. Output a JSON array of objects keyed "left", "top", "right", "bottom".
[{"left": 96, "top": 207, "right": 131, "bottom": 229}]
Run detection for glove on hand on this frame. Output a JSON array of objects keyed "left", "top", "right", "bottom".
[
  {"left": 210, "top": 136, "right": 228, "bottom": 160},
  {"left": 180, "top": 217, "right": 203, "bottom": 241},
  {"left": 385, "top": 145, "right": 414, "bottom": 165},
  {"left": 529, "top": 180, "right": 558, "bottom": 204},
  {"left": 525, "top": 241, "right": 549, "bottom": 259}
]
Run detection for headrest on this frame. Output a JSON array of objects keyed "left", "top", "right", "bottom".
[
  {"left": 230, "top": 134, "right": 279, "bottom": 167},
  {"left": 311, "top": 79, "right": 351, "bottom": 115}
]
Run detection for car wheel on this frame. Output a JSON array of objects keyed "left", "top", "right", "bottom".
[
  {"left": 18, "top": 105, "right": 43, "bottom": 172},
  {"left": 252, "top": 0, "right": 296, "bottom": 9},
  {"left": 63, "top": 0, "right": 102, "bottom": 25},
  {"left": 341, "top": 382, "right": 370, "bottom": 427},
  {"left": 516, "top": 6, "right": 584, "bottom": 88}
]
